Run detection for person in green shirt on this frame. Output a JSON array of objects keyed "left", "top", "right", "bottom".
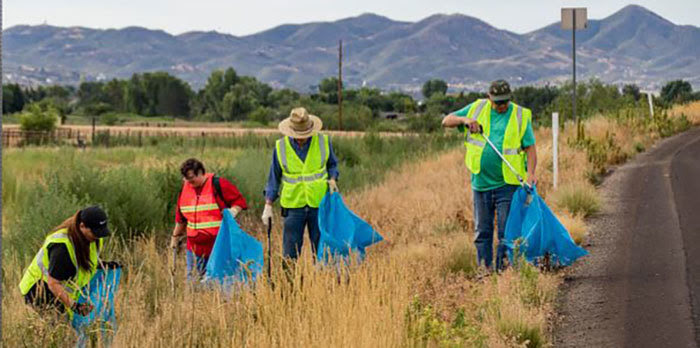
[{"left": 442, "top": 80, "right": 538, "bottom": 270}]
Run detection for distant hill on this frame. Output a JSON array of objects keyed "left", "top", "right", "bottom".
[{"left": 4, "top": 5, "right": 699, "bottom": 91}]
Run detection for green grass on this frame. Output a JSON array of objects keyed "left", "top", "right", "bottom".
[
  {"left": 553, "top": 184, "right": 601, "bottom": 218},
  {"left": 2, "top": 133, "right": 460, "bottom": 262},
  {"left": 443, "top": 238, "right": 478, "bottom": 277}
]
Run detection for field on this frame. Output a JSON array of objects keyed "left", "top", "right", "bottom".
[{"left": 2, "top": 102, "right": 699, "bottom": 347}]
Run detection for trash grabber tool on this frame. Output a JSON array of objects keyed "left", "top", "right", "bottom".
[
  {"left": 476, "top": 125, "right": 530, "bottom": 190},
  {"left": 267, "top": 217, "right": 272, "bottom": 282},
  {"left": 476, "top": 125, "right": 534, "bottom": 205},
  {"left": 170, "top": 239, "right": 181, "bottom": 292}
]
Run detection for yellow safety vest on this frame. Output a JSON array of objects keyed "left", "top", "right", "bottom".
[
  {"left": 463, "top": 99, "right": 531, "bottom": 185},
  {"left": 19, "top": 228, "right": 102, "bottom": 318},
  {"left": 276, "top": 134, "right": 330, "bottom": 208}
]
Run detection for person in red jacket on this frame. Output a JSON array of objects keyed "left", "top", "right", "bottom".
[{"left": 170, "top": 158, "right": 247, "bottom": 280}]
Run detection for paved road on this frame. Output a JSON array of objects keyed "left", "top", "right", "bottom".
[{"left": 555, "top": 127, "right": 700, "bottom": 348}]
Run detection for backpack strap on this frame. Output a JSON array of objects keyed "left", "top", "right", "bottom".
[{"left": 212, "top": 176, "right": 230, "bottom": 208}]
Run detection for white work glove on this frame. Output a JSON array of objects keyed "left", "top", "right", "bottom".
[
  {"left": 228, "top": 205, "right": 242, "bottom": 218},
  {"left": 261, "top": 204, "right": 273, "bottom": 226},
  {"left": 328, "top": 178, "right": 339, "bottom": 194}
]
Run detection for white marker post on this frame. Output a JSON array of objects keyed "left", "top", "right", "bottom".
[
  {"left": 552, "top": 112, "right": 559, "bottom": 190},
  {"left": 647, "top": 92, "right": 654, "bottom": 118}
]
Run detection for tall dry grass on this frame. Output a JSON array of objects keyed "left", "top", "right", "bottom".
[
  {"left": 4, "top": 102, "right": 699, "bottom": 347},
  {"left": 670, "top": 101, "right": 700, "bottom": 124},
  {"left": 2, "top": 146, "right": 562, "bottom": 347}
]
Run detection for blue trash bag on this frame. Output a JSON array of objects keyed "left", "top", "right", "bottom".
[
  {"left": 503, "top": 186, "right": 588, "bottom": 267},
  {"left": 204, "top": 209, "right": 264, "bottom": 289},
  {"left": 71, "top": 265, "right": 122, "bottom": 347},
  {"left": 317, "top": 192, "right": 384, "bottom": 263}
]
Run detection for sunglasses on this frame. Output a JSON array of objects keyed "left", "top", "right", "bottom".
[{"left": 493, "top": 99, "right": 510, "bottom": 106}]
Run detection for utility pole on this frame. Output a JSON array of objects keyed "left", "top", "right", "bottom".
[
  {"left": 338, "top": 39, "right": 343, "bottom": 131},
  {"left": 562, "top": 8, "right": 588, "bottom": 124},
  {"left": 572, "top": 13, "right": 576, "bottom": 124}
]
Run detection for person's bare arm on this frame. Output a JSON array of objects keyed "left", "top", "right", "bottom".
[
  {"left": 442, "top": 114, "right": 464, "bottom": 128},
  {"left": 46, "top": 274, "right": 74, "bottom": 308},
  {"left": 524, "top": 145, "right": 538, "bottom": 186},
  {"left": 170, "top": 223, "right": 186, "bottom": 249}
]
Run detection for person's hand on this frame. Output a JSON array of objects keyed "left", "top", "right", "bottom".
[
  {"left": 328, "top": 178, "right": 339, "bottom": 194},
  {"left": 228, "top": 205, "right": 242, "bottom": 218},
  {"left": 527, "top": 174, "right": 537, "bottom": 188},
  {"left": 464, "top": 119, "right": 481, "bottom": 133},
  {"left": 262, "top": 204, "right": 273, "bottom": 226},
  {"left": 71, "top": 301, "right": 93, "bottom": 316},
  {"left": 170, "top": 235, "right": 184, "bottom": 250}
]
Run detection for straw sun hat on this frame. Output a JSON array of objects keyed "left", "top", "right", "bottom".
[{"left": 278, "top": 107, "right": 323, "bottom": 139}]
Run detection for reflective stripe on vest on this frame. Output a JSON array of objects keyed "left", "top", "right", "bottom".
[
  {"left": 178, "top": 173, "right": 223, "bottom": 255},
  {"left": 276, "top": 134, "right": 329, "bottom": 209},
  {"left": 187, "top": 220, "right": 222, "bottom": 229},
  {"left": 282, "top": 171, "right": 327, "bottom": 184}
]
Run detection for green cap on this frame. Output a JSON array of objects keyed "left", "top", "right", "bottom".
[{"left": 489, "top": 80, "right": 511, "bottom": 101}]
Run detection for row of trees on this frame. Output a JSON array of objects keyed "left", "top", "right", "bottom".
[{"left": 4, "top": 68, "right": 699, "bottom": 131}]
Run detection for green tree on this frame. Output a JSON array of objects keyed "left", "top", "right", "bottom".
[
  {"left": 388, "top": 92, "right": 417, "bottom": 113},
  {"left": 222, "top": 84, "right": 258, "bottom": 121},
  {"left": 195, "top": 68, "right": 240, "bottom": 120},
  {"left": 422, "top": 79, "right": 448, "bottom": 99},
  {"left": 660, "top": 80, "right": 693, "bottom": 105},
  {"left": 104, "top": 79, "right": 128, "bottom": 112},
  {"left": 248, "top": 106, "right": 273, "bottom": 125},
  {"left": 3, "top": 84, "right": 26, "bottom": 114},
  {"left": 512, "top": 85, "right": 560, "bottom": 119},
  {"left": 77, "top": 81, "right": 107, "bottom": 107},
  {"left": 622, "top": 84, "right": 641, "bottom": 101},
  {"left": 269, "top": 88, "right": 301, "bottom": 108},
  {"left": 318, "top": 77, "right": 340, "bottom": 104},
  {"left": 126, "top": 74, "right": 148, "bottom": 115}
]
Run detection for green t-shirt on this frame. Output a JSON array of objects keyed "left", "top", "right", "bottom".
[{"left": 454, "top": 102, "right": 536, "bottom": 192}]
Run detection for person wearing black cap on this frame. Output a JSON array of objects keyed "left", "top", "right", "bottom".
[
  {"left": 19, "top": 206, "right": 112, "bottom": 319},
  {"left": 442, "top": 80, "right": 538, "bottom": 271}
]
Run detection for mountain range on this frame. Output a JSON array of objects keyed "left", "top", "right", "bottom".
[{"left": 4, "top": 4, "right": 699, "bottom": 92}]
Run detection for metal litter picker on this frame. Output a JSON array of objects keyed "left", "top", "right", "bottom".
[{"left": 477, "top": 125, "right": 533, "bottom": 204}]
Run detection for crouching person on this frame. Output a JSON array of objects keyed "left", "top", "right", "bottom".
[{"left": 19, "top": 206, "right": 112, "bottom": 319}]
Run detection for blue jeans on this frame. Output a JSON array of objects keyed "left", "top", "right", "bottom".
[
  {"left": 472, "top": 184, "right": 518, "bottom": 270},
  {"left": 283, "top": 206, "right": 320, "bottom": 259},
  {"left": 186, "top": 249, "right": 209, "bottom": 281}
]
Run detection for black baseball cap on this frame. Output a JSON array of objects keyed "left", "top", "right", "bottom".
[
  {"left": 489, "top": 80, "right": 512, "bottom": 102},
  {"left": 80, "top": 206, "right": 111, "bottom": 238}
]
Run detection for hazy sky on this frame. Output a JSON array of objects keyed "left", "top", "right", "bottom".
[{"left": 4, "top": 0, "right": 700, "bottom": 36}]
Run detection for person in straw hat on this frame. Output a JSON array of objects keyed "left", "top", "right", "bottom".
[{"left": 262, "top": 107, "right": 339, "bottom": 259}]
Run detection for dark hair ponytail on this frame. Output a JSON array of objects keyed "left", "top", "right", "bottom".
[{"left": 54, "top": 210, "right": 93, "bottom": 271}]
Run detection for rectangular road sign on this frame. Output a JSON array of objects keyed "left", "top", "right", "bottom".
[{"left": 561, "top": 8, "right": 588, "bottom": 30}]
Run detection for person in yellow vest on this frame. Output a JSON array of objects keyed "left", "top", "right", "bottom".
[
  {"left": 442, "top": 80, "right": 538, "bottom": 270},
  {"left": 262, "top": 107, "right": 339, "bottom": 259},
  {"left": 19, "top": 206, "right": 111, "bottom": 318}
]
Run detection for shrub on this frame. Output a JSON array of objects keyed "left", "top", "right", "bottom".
[
  {"left": 19, "top": 103, "right": 58, "bottom": 132},
  {"left": 553, "top": 183, "right": 601, "bottom": 217},
  {"left": 407, "top": 113, "right": 441, "bottom": 133},
  {"left": 443, "top": 240, "right": 478, "bottom": 276},
  {"left": 101, "top": 112, "right": 121, "bottom": 126},
  {"left": 248, "top": 106, "right": 273, "bottom": 126}
]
